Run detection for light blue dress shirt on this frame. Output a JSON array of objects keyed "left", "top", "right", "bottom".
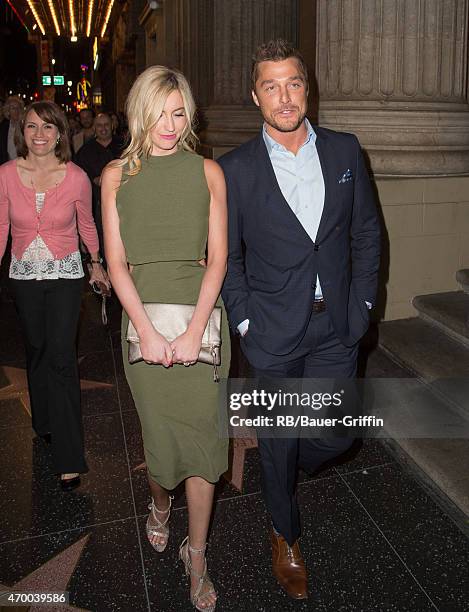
[
  {"left": 237, "top": 119, "right": 325, "bottom": 336},
  {"left": 263, "top": 118, "right": 325, "bottom": 299}
]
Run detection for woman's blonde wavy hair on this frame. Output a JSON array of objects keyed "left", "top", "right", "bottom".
[{"left": 116, "top": 65, "right": 198, "bottom": 176}]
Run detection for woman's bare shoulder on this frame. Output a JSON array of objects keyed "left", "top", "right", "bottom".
[
  {"left": 102, "top": 162, "right": 123, "bottom": 188},
  {"left": 203, "top": 158, "right": 225, "bottom": 186}
]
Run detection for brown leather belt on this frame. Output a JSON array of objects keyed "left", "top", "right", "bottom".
[{"left": 312, "top": 299, "right": 326, "bottom": 313}]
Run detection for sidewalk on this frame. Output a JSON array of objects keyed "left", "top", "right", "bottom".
[{"left": 0, "top": 284, "right": 467, "bottom": 612}]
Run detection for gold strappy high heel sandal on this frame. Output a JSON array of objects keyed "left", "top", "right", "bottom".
[
  {"left": 179, "top": 536, "right": 217, "bottom": 612},
  {"left": 145, "top": 495, "right": 173, "bottom": 552}
]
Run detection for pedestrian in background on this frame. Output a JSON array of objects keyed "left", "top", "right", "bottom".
[
  {"left": 0, "top": 101, "right": 109, "bottom": 490},
  {"left": 75, "top": 112, "right": 124, "bottom": 258},
  {"left": 72, "top": 107, "right": 95, "bottom": 154},
  {"left": 0, "top": 96, "right": 25, "bottom": 164}
]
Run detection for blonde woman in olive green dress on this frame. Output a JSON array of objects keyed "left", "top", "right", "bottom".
[{"left": 101, "top": 66, "right": 229, "bottom": 612}]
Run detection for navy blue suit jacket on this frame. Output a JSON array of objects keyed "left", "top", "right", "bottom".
[{"left": 219, "top": 126, "right": 381, "bottom": 359}]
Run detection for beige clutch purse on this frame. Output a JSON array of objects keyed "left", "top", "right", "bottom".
[{"left": 126, "top": 303, "right": 222, "bottom": 382}]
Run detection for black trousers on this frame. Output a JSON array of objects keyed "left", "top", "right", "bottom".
[
  {"left": 11, "top": 278, "right": 88, "bottom": 474},
  {"left": 250, "top": 309, "right": 358, "bottom": 546}
]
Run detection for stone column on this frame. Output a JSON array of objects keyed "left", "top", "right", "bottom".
[
  {"left": 200, "top": 0, "right": 300, "bottom": 156},
  {"left": 168, "top": 0, "right": 215, "bottom": 108},
  {"left": 316, "top": 0, "right": 469, "bottom": 176}
]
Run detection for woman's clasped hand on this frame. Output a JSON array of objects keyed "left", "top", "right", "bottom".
[{"left": 140, "top": 328, "right": 201, "bottom": 367}]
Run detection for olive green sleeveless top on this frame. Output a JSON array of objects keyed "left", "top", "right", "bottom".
[{"left": 116, "top": 149, "right": 209, "bottom": 264}]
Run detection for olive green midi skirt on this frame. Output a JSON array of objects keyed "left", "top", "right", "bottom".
[{"left": 121, "top": 261, "right": 230, "bottom": 490}]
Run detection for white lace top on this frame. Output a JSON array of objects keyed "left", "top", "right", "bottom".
[{"left": 9, "top": 193, "right": 84, "bottom": 281}]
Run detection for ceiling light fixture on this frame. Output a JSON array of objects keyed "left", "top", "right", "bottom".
[
  {"left": 69, "top": 0, "right": 76, "bottom": 37},
  {"left": 100, "top": 0, "right": 115, "bottom": 38},
  {"left": 47, "top": 0, "right": 61, "bottom": 36},
  {"left": 25, "top": 0, "right": 46, "bottom": 35},
  {"left": 86, "top": 0, "right": 94, "bottom": 37}
]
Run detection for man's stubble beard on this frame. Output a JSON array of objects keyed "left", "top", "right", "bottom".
[{"left": 263, "top": 109, "right": 307, "bottom": 134}]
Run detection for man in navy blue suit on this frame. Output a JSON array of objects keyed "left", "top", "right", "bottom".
[{"left": 219, "top": 40, "right": 380, "bottom": 599}]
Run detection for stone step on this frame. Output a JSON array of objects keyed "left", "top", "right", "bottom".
[
  {"left": 376, "top": 322, "right": 469, "bottom": 518},
  {"left": 387, "top": 438, "right": 469, "bottom": 520},
  {"left": 456, "top": 269, "right": 469, "bottom": 294},
  {"left": 378, "top": 317, "right": 469, "bottom": 420},
  {"left": 412, "top": 291, "right": 469, "bottom": 348},
  {"left": 379, "top": 317, "right": 469, "bottom": 381}
]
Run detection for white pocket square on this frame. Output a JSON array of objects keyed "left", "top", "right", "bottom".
[{"left": 338, "top": 169, "right": 353, "bottom": 184}]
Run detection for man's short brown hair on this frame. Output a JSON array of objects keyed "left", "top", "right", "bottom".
[
  {"left": 15, "top": 101, "right": 72, "bottom": 163},
  {"left": 251, "top": 39, "right": 308, "bottom": 91}
]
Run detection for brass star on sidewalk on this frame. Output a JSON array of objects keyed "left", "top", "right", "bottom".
[
  {"left": 0, "top": 366, "right": 113, "bottom": 417},
  {"left": 0, "top": 535, "right": 91, "bottom": 611}
]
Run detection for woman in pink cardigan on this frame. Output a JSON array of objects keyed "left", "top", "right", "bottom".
[{"left": 0, "top": 101, "right": 109, "bottom": 491}]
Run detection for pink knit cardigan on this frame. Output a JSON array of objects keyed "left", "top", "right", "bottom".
[{"left": 0, "top": 160, "right": 99, "bottom": 262}]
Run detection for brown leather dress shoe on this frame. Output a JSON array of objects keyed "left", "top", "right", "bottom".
[{"left": 271, "top": 529, "right": 308, "bottom": 599}]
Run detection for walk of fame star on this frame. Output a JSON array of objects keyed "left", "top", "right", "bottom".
[
  {"left": 0, "top": 365, "right": 114, "bottom": 417},
  {"left": 0, "top": 535, "right": 91, "bottom": 611},
  {"left": 0, "top": 361, "right": 115, "bottom": 609}
]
